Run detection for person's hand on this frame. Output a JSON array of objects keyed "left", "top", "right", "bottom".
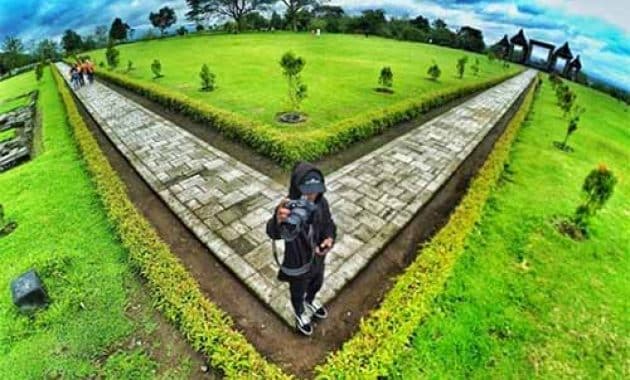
[
  {"left": 316, "top": 237, "right": 334, "bottom": 256},
  {"left": 276, "top": 198, "right": 290, "bottom": 223}
]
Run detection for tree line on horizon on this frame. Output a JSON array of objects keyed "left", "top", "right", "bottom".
[
  {"left": 0, "top": 2, "right": 485, "bottom": 71},
  {"left": 0, "top": 0, "right": 628, "bottom": 103}
]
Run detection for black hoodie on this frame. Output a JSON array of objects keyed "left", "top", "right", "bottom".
[{"left": 266, "top": 162, "right": 337, "bottom": 281}]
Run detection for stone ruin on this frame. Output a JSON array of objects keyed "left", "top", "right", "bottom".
[
  {"left": 0, "top": 91, "right": 38, "bottom": 172},
  {"left": 491, "top": 29, "right": 583, "bottom": 82}
]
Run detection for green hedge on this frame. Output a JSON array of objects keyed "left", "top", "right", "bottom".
[
  {"left": 51, "top": 65, "right": 289, "bottom": 379},
  {"left": 87, "top": 63, "right": 521, "bottom": 167},
  {"left": 315, "top": 75, "right": 541, "bottom": 378}
]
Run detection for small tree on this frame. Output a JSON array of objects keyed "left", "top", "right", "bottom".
[
  {"left": 126, "top": 60, "right": 134, "bottom": 72},
  {"left": 456, "top": 56, "right": 468, "bottom": 79},
  {"left": 177, "top": 26, "right": 188, "bottom": 36},
  {"left": 151, "top": 59, "right": 162, "bottom": 78},
  {"left": 270, "top": 11, "right": 283, "bottom": 30},
  {"left": 378, "top": 66, "right": 393, "bottom": 92},
  {"left": 427, "top": 61, "right": 441, "bottom": 81},
  {"left": 109, "top": 18, "right": 130, "bottom": 41},
  {"left": 200, "top": 64, "right": 216, "bottom": 91},
  {"left": 2, "top": 36, "right": 24, "bottom": 73},
  {"left": 34, "top": 62, "right": 44, "bottom": 82},
  {"left": 559, "top": 105, "right": 585, "bottom": 150},
  {"left": 557, "top": 84, "right": 577, "bottom": 117},
  {"left": 573, "top": 164, "right": 617, "bottom": 233},
  {"left": 471, "top": 58, "right": 480, "bottom": 76},
  {"left": 149, "top": 6, "right": 177, "bottom": 36},
  {"left": 279, "top": 51, "right": 307, "bottom": 112},
  {"left": 548, "top": 72, "right": 562, "bottom": 89},
  {"left": 61, "top": 29, "right": 83, "bottom": 55},
  {"left": 105, "top": 40, "right": 119, "bottom": 70}
]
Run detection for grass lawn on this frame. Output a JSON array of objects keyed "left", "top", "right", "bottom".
[
  {"left": 388, "top": 78, "right": 629, "bottom": 377},
  {"left": 0, "top": 69, "right": 196, "bottom": 378},
  {"left": 0, "top": 128, "right": 14, "bottom": 142},
  {"left": 0, "top": 74, "right": 32, "bottom": 115},
  {"left": 88, "top": 32, "right": 520, "bottom": 133},
  {"left": 0, "top": 96, "right": 29, "bottom": 115}
]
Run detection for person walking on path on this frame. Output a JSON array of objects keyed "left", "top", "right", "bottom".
[
  {"left": 83, "top": 59, "right": 95, "bottom": 84},
  {"left": 69, "top": 65, "right": 81, "bottom": 90},
  {"left": 76, "top": 62, "right": 85, "bottom": 87}
]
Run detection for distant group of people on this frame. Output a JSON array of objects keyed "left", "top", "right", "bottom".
[{"left": 69, "top": 59, "right": 95, "bottom": 90}]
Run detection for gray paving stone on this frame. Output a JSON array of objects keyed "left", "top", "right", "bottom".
[{"left": 57, "top": 62, "right": 536, "bottom": 325}]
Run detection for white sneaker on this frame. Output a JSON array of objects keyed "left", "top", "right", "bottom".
[
  {"left": 295, "top": 312, "right": 313, "bottom": 336},
  {"left": 305, "top": 300, "right": 328, "bottom": 319}
]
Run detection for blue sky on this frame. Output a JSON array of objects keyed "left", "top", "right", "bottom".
[{"left": 1, "top": 0, "right": 628, "bottom": 90}]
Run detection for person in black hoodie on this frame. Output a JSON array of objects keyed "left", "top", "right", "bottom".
[{"left": 266, "top": 162, "right": 336, "bottom": 336}]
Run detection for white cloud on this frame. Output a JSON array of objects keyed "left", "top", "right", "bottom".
[
  {"left": 534, "top": 0, "right": 630, "bottom": 34},
  {"left": 484, "top": 3, "right": 519, "bottom": 17}
]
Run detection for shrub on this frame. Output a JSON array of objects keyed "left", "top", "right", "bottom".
[
  {"left": 279, "top": 51, "right": 307, "bottom": 112},
  {"left": 34, "top": 62, "right": 43, "bottom": 82},
  {"left": 548, "top": 72, "right": 562, "bottom": 89},
  {"left": 99, "top": 61, "right": 105, "bottom": 68},
  {"left": 196, "top": 24, "right": 205, "bottom": 32},
  {"left": 176, "top": 26, "right": 188, "bottom": 36},
  {"left": 558, "top": 105, "right": 585, "bottom": 150},
  {"left": 378, "top": 66, "right": 394, "bottom": 91},
  {"left": 471, "top": 58, "right": 480, "bottom": 76},
  {"left": 573, "top": 164, "right": 617, "bottom": 234},
  {"left": 199, "top": 64, "right": 215, "bottom": 92},
  {"left": 427, "top": 61, "right": 441, "bottom": 81},
  {"left": 556, "top": 83, "right": 576, "bottom": 117},
  {"left": 151, "top": 59, "right": 162, "bottom": 79},
  {"left": 105, "top": 41, "right": 120, "bottom": 70},
  {"left": 456, "top": 56, "right": 468, "bottom": 78},
  {"left": 126, "top": 60, "right": 134, "bottom": 72}
]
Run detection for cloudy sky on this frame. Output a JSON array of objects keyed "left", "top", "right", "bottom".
[{"left": 1, "top": 0, "right": 628, "bottom": 89}]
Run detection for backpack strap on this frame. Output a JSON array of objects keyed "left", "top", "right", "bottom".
[{"left": 271, "top": 225, "right": 316, "bottom": 277}]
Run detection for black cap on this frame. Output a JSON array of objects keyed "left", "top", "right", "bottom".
[{"left": 299, "top": 171, "right": 326, "bottom": 194}]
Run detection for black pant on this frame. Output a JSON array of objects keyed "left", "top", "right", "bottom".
[{"left": 289, "top": 270, "right": 324, "bottom": 316}]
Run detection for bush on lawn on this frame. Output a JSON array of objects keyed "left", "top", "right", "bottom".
[{"left": 151, "top": 59, "right": 162, "bottom": 79}]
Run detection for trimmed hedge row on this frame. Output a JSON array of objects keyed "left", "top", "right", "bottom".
[
  {"left": 51, "top": 66, "right": 289, "bottom": 379},
  {"left": 315, "top": 74, "right": 541, "bottom": 378},
  {"left": 88, "top": 64, "right": 521, "bottom": 167}
]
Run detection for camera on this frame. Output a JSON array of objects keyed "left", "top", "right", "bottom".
[{"left": 280, "top": 198, "right": 317, "bottom": 241}]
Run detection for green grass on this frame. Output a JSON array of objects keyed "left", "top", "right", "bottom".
[
  {"left": 0, "top": 73, "right": 32, "bottom": 114},
  {"left": 388, "top": 79, "right": 630, "bottom": 378},
  {"left": 0, "top": 69, "right": 194, "bottom": 378},
  {"left": 0, "top": 96, "right": 29, "bottom": 114},
  {"left": 0, "top": 128, "right": 14, "bottom": 142},
  {"left": 88, "top": 32, "right": 519, "bottom": 133}
]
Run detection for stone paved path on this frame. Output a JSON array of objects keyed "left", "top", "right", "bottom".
[{"left": 57, "top": 63, "right": 535, "bottom": 324}]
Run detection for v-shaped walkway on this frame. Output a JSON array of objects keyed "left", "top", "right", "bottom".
[{"left": 57, "top": 63, "right": 536, "bottom": 324}]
